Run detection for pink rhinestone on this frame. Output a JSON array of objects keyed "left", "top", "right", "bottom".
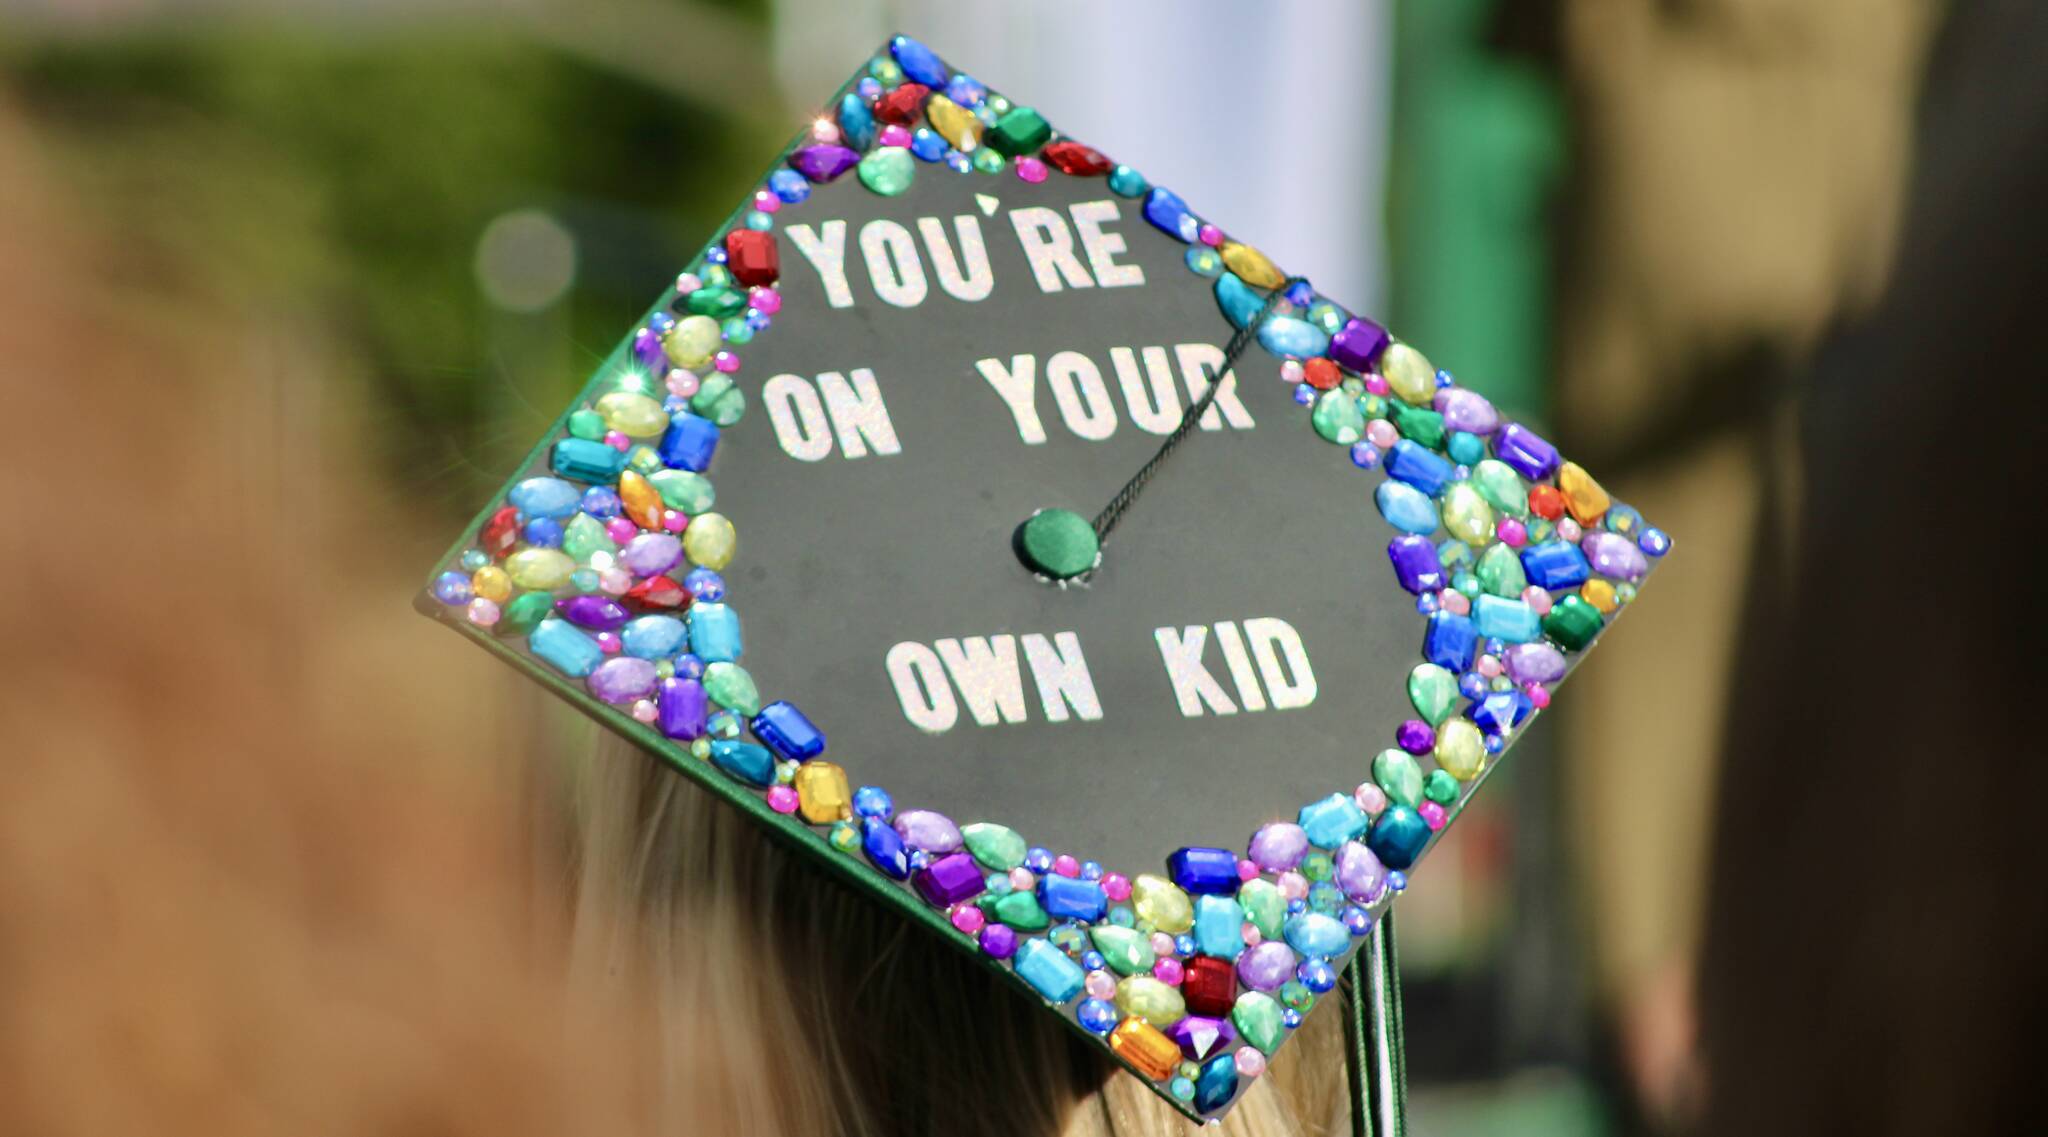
[
  {"left": 1148, "top": 932, "right": 1177, "bottom": 957},
  {"left": 1102, "top": 872, "right": 1131, "bottom": 901},
  {"left": 1496, "top": 518, "right": 1528, "bottom": 547},
  {"left": 1277, "top": 871, "right": 1307, "bottom": 902},
  {"left": 1084, "top": 970, "right": 1116, "bottom": 1000},
  {"left": 1015, "top": 156, "right": 1048, "bottom": 183},
  {"left": 605, "top": 517, "right": 639, "bottom": 544},
  {"left": 1418, "top": 801, "right": 1448, "bottom": 831},
  {"left": 1522, "top": 586, "right": 1554, "bottom": 615},
  {"left": 1557, "top": 518, "right": 1582, "bottom": 543},
  {"left": 1052, "top": 855, "right": 1080, "bottom": 878},
  {"left": 1241, "top": 922, "right": 1262, "bottom": 946},
  {"left": 1528, "top": 683, "right": 1552, "bottom": 709},
  {"left": 1476, "top": 654, "right": 1502, "bottom": 678},
  {"left": 597, "top": 568, "right": 631, "bottom": 595},
  {"left": 1353, "top": 782, "right": 1388, "bottom": 816},
  {"left": 594, "top": 632, "right": 622, "bottom": 655},
  {"left": 1008, "top": 867, "right": 1035, "bottom": 891},
  {"left": 748, "top": 287, "right": 782, "bottom": 315},
  {"left": 666, "top": 368, "right": 701, "bottom": 398},
  {"left": 1279, "top": 360, "right": 1304, "bottom": 384},
  {"left": 752, "top": 190, "right": 780, "bottom": 214},
  {"left": 466, "top": 597, "right": 501, "bottom": 627},
  {"left": 661, "top": 510, "right": 687, "bottom": 534},
  {"left": 809, "top": 119, "right": 840, "bottom": 144},
  {"left": 879, "top": 123, "right": 913, "bottom": 148},
  {"left": 604, "top": 430, "right": 631, "bottom": 452},
  {"left": 1152, "top": 957, "right": 1184, "bottom": 985},
  {"left": 1365, "top": 419, "right": 1398, "bottom": 448},
  {"left": 1197, "top": 224, "right": 1223, "bottom": 247},
  {"left": 1364, "top": 374, "right": 1391, "bottom": 396},
  {"left": 1235, "top": 1047, "right": 1267, "bottom": 1077},
  {"left": 713, "top": 351, "right": 740, "bottom": 373},
  {"left": 674, "top": 272, "right": 702, "bottom": 294},
  {"left": 1237, "top": 859, "right": 1259, "bottom": 882},
  {"left": 630, "top": 698, "right": 658, "bottom": 724},
  {"left": 765, "top": 785, "right": 798, "bottom": 813},
  {"left": 1438, "top": 589, "right": 1470, "bottom": 616},
  {"left": 951, "top": 904, "right": 986, "bottom": 934}
]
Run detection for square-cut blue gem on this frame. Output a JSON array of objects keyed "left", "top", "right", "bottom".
[
  {"left": 751, "top": 699, "right": 824, "bottom": 761},
  {"left": 1038, "top": 873, "right": 1108, "bottom": 921},
  {"left": 1168, "top": 846, "right": 1241, "bottom": 895},
  {"left": 659, "top": 413, "right": 720, "bottom": 472},
  {"left": 1423, "top": 610, "right": 1478, "bottom": 672}
]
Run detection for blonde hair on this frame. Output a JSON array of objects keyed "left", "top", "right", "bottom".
[{"left": 566, "top": 733, "right": 1349, "bottom": 1137}]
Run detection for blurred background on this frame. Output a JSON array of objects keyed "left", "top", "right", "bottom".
[{"left": 5, "top": 1, "right": 2035, "bottom": 1135}]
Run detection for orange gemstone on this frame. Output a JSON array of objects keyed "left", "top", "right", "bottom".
[
  {"left": 619, "top": 471, "right": 664, "bottom": 530},
  {"left": 1529, "top": 484, "right": 1565, "bottom": 521},
  {"left": 1108, "top": 1017, "right": 1180, "bottom": 1081},
  {"left": 1303, "top": 358, "right": 1341, "bottom": 390},
  {"left": 1556, "top": 461, "right": 1611, "bottom": 526}
]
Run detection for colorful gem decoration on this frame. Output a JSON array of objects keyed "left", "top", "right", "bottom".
[{"left": 420, "top": 35, "right": 1668, "bottom": 1124}]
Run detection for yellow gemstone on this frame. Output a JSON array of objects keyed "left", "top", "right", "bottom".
[
  {"left": 619, "top": 470, "right": 664, "bottom": 530},
  {"left": 1108, "top": 1017, "right": 1180, "bottom": 1080},
  {"left": 684, "top": 511, "right": 737, "bottom": 570},
  {"left": 1130, "top": 873, "right": 1193, "bottom": 934},
  {"left": 1434, "top": 719, "right": 1485, "bottom": 781},
  {"left": 1441, "top": 482, "right": 1495, "bottom": 546},
  {"left": 794, "top": 761, "right": 852, "bottom": 824},
  {"left": 1580, "top": 579, "right": 1619, "bottom": 615},
  {"left": 1557, "top": 461, "right": 1611, "bottom": 526},
  {"left": 1380, "top": 343, "right": 1436, "bottom": 405},
  {"left": 505, "top": 547, "right": 575, "bottom": 591},
  {"left": 1114, "top": 976, "right": 1187, "bottom": 1029},
  {"left": 664, "top": 315, "right": 721, "bottom": 370},
  {"left": 469, "top": 565, "right": 512, "bottom": 603},
  {"left": 596, "top": 391, "right": 669, "bottom": 438},
  {"left": 926, "top": 93, "right": 982, "bottom": 150},
  {"left": 1220, "top": 242, "right": 1284, "bottom": 290}
]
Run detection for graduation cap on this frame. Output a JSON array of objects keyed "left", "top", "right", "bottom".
[{"left": 420, "top": 34, "right": 1670, "bottom": 1125}]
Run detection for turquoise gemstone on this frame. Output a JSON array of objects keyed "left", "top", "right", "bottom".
[
  {"left": 530, "top": 618, "right": 603, "bottom": 678},
  {"left": 1108, "top": 164, "right": 1149, "bottom": 197},
  {"left": 689, "top": 602, "right": 744, "bottom": 662},
  {"left": 551, "top": 438, "right": 627, "bottom": 483},
  {"left": 1282, "top": 912, "right": 1349, "bottom": 959},
  {"left": 1192, "top": 895, "right": 1246, "bottom": 961},
  {"left": 1186, "top": 246, "right": 1222, "bottom": 276},
  {"left": 1472, "top": 595, "right": 1541, "bottom": 643},
  {"left": 508, "top": 476, "right": 580, "bottom": 519},
  {"left": 620, "top": 614, "right": 687, "bottom": 659},
  {"left": 709, "top": 740, "right": 774, "bottom": 787},
  {"left": 1447, "top": 430, "right": 1485, "bottom": 465},
  {"left": 837, "top": 91, "right": 876, "bottom": 149},
  {"left": 1375, "top": 481, "right": 1440, "bottom": 535},
  {"left": 1214, "top": 271, "right": 1262, "bottom": 329},
  {"left": 1367, "top": 806, "right": 1431, "bottom": 870},
  {"left": 1195, "top": 1054, "right": 1240, "bottom": 1113},
  {"left": 1257, "top": 316, "right": 1330, "bottom": 358},
  {"left": 1296, "top": 793, "right": 1367, "bottom": 849},
  {"left": 1014, "top": 937, "right": 1085, "bottom": 1004}
]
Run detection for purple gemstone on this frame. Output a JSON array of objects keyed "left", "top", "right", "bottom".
[
  {"left": 1167, "top": 1015, "right": 1237, "bottom": 1060},
  {"left": 658, "top": 677, "right": 708, "bottom": 740},
  {"left": 1246, "top": 823, "right": 1309, "bottom": 873},
  {"left": 912, "top": 852, "right": 985, "bottom": 907},
  {"left": 620, "top": 533, "right": 683, "bottom": 577},
  {"left": 790, "top": 144, "right": 861, "bottom": 183},
  {"left": 1395, "top": 720, "right": 1435, "bottom": 755},
  {"left": 979, "top": 923, "right": 1018, "bottom": 959},
  {"left": 1334, "top": 840, "right": 1389, "bottom": 904},
  {"left": 1582, "top": 531, "right": 1649, "bottom": 582},
  {"left": 557, "top": 594, "right": 629, "bottom": 631},
  {"left": 1327, "top": 317, "right": 1390, "bottom": 372},
  {"left": 1502, "top": 643, "right": 1567, "bottom": 686},
  {"left": 588, "top": 656, "right": 657, "bottom": 704},
  {"left": 894, "top": 809, "right": 964, "bottom": 854},
  {"left": 632, "top": 326, "right": 667, "bottom": 375},
  {"left": 1387, "top": 535, "right": 1446, "bottom": 595},
  {"left": 1495, "top": 423, "right": 1560, "bottom": 482},
  {"left": 1434, "top": 387, "right": 1500, "bottom": 435},
  {"left": 1236, "top": 940, "right": 1297, "bottom": 992}
]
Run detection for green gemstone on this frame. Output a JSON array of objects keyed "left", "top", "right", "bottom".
[
  {"left": 1476, "top": 543, "right": 1528, "bottom": 598},
  {"left": 702, "top": 661, "right": 760, "bottom": 715},
  {"left": 971, "top": 147, "right": 1005, "bottom": 174},
  {"left": 691, "top": 375, "right": 747, "bottom": 427},
  {"left": 1423, "top": 768, "right": 1461, "bottom": 805},
  {"left": 685, "top": 286, "right": 746, "bottom": 319},
  {"left": 1473, "top": 459, "right": 1529, "bottom": 516},
  {"left": 562, "top": 513, "right": 616, "bottom": 562},
  {"left": 1308, "top": 300, "right": 1347, "bottom": 333},
  {"left": 1279, "top": 980, "right": 1315, "bottom": 1013},
  {"left": 868, "top": 57, "right": 902, "bottom": 84},
  {"left": 1407, "top": 663, "right": 1458, "bottom": 726},
  {"left": 1390, "top": 402, "right": 1446, "bottom": 450},
  {"left": 497, "top": 590, "right": 555, "bottom": 637},
  {"left": 720, "top": 317, "right": 753, "bottom": 345},
  {"left": 1238, "top": 878, "right": 1284, "bottom": 940},
  {"left": 1543, "top": 594, "right": 1606, "bottom": 651},
  {"left": 1300, "top": 852, "right": 1333, "bottom": 882},
  {"left": 702, "top": 264, "right": 732, "bottom": 289},
  {"left": 1373, "top": 748, "right": 1424, "bottom": 808},
  {"left": 1090, "top": 925, "right": 1156, "bottom": 976},
  {"left": 987, "top": 106, "right": 1052, "bottom": 156},
  {"left": 857, "top": 147, "right": 915, "bottom": 196},
  {"left": 830, "top": 821, "right": 860, "bottom": 853},
  {"left": 1015, "top": 508, "right": 1098, "bottom": 580},
  {"left": 1232, "top": 991, "right": 1286, "bottom": 1053},
  {"left": 1115, "top": 976, "right": 1187, "bottom": 1029},
  {"left": 1311, "top": 389, "right": 1365, "bottom": 445},
  {"left": 993, "top": 888, "right": 1050, "bottom": 932},
  {"left": 648, "top": 469, "right": 715, "bottom": 514},
  {"left": 567, "top": 408, "right": 605, "bottom": 441},
  {"left": 627, "top": 445, "right": 665, "bottom": 475},
  {"left": 962, "top": 822, "right": 1028, "bottom": 871}
]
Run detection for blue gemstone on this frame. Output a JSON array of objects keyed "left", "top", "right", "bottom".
[
  {"left": 1013, "top": 937, "right": 1085, "bottom": 1004},
  {"left": 1024, "top": 846, "right": 1054, "bottom": 873},
  {"left": 1521, "top": 541, "right": 1591, "bottom": 590},
  {"left": 1167, "top": 846, "right": 1239, "bottom": 895},
  {"left": 1386, "top": 535, "right": 1446, "bottom": 594},
  {"left": 1459, "top": 672, "right": 1489, "bottom": 701},
  {"left": 1297, "top": 957, "right": 1338, "bottom": 992},
  {"left": 1257, "top": 316, "right": 1330, "bottom": 358},
  {"left": 522, "top": 517, "right": 563, "bottom": 547},
  {"left": 508, "top": 476, "right": 580, "bottom": 520},
  {"left": 1468, "top": 690, "right": 1534, "bottom": 735},
  {"left": 767, "top": 169, "right": 810, "bottom": 204},
  {"left": 551, "top": 438, "right": 626, "bottom": 482},
  {"left": 1108, "top": 164, "right": 1148, "bottom": 197},
  {"left": 1423, "top": 610, "right": 1478, "bottom": 672},
  {"left": 1143, "top": 186, "right": 1193, "bottom": 241},
  {"left": 910, "top": 127, "right": 946, "bottom": 161},
  {"left": 529, "top": 619, "right": 603, "bottom": 677},
  {"left": 1385, "top": 439, "right": 1455, "bottom": 497},
  {"left": 1367, "top": 806, "right": 1431, "bottom": 870},
  {"left": 1375, "top": 481, "right": 1440, "bottom": 535},
  {"left": 945, "top": 73, "right": 986, "bottom": 106},
  {"left": 1283, "top": 912, "right": 1349, "bottom": 958},
  {"left": 889, "top": 34, "right": 949, "bottom": 87},
  {"left": 683, "top": 566, "right": 724, "bottom": 602},
  {"left": 837, "top": 92, "right": 875, "bottom": 150},
  {"left": 1284, "top": 280, "right": 1316, "bottom": 307},
  {"left": 431, "top": 571, "right": 471, "bottom": 605},
  {"left": 1297, "top": 793, "right": 1368, "bottom": 849},
  {"left": 1193, "top": 895, "right": 1246, "bottom": 961},
  {"left": 751, "top": 700, "right": 825, "bottom": 761},
  {"left": 659, "top": 413, "right": 720, "bottom": 472},
  {"left": 1195, "top": 1055, "right": 1240, "bottom": 1113},
  {"left": 852, "top": 785, "right": 892, "bottom": 818},
  {"left": 688, "top": 601, "right": 743, "bottom": 662},
  {"left": 861, "top": 816, "right": 910, "bottom": 878},
  {"left": 621, "top": 615, "right": 687, "bottom": 659},
  {"left": 1472, "top": 595, "right": 1541, "bottom": 643},
  {"left": 708, "top": 740, "right": 775, "bottom": 788},
  {"left": 580, "top": 486, "right": 621, "bottom": 518},
  {"left": 1077, "top": 997, "right": 1119, "bottom": 1034},
  {"left": 1038, "top": 874, "right": 1107, "bottom": 921},
  {"left": 1446, "top": 430, "right": 1486, "bottom": 466},
  {"left": 1640, "top": 527, "right": 1672, "bottom": 556}
]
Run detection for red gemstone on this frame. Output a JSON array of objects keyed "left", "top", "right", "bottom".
[
  {"left": 874, "top": 83, "right": 930, "bottom": 125},
  {"left": 1181, "top": 956, "right": 1237, "bottom": 1017},
  {"left": 624, "top": 574, "right": 692, "bottom": 611},
  {"left": 1041, "top": 140, "right": 1113, "bottom": 177},
  {"left": 725, "top": 229, "right": 779, "bottom": 289},
  {"left": 1303, "top": 358, "right": 1342, "bottom": 390},
  {"left": 480, "top": 505, "right": 520, "bottom": 560},
  {"left": 1529, "top": 484, "right": 1565, "bottom": 521}
]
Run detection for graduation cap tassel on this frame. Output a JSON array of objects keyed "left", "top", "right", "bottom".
[{"left": 1343, "top": 911, "right": 1408, "bottom": 1137}]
